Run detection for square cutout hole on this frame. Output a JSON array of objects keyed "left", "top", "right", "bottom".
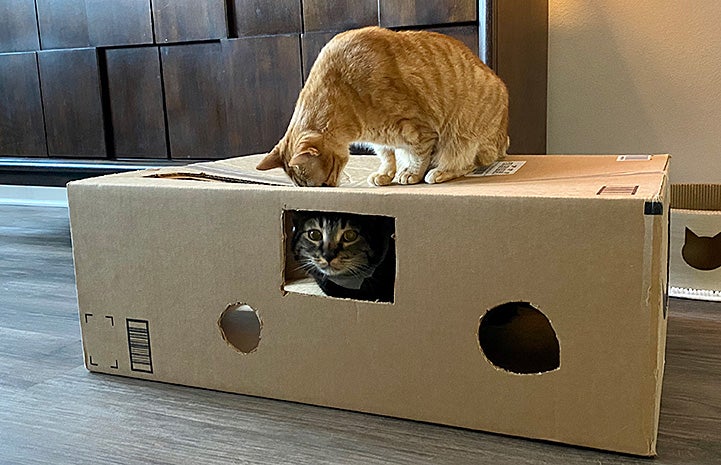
[{"left": 283, "top": 210, "right": 396, "bottom": 303}]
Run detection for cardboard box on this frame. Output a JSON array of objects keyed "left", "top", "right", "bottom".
[
  {"left": 669, "top": 184, "right": 721, "bottom": 301},
  {"left": 68, "top": 154, "right": 670, "bottom": 456}
]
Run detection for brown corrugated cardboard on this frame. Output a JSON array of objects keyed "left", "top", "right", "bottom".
[
  {"left": 670, "top": 184, "right": 721, "bottom": 301},
  {"left": 68, "top": 154, "right": 670, "bottom": 456}
]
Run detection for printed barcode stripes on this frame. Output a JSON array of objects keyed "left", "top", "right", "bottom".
[
  {"left": 596, "top": 185, "right": 639, "bottom": 195},
  {"left": 126, "top": 319, "right": 153, "bottom": 373}
]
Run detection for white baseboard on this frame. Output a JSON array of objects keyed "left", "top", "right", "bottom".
[{"left": 0, "top": 185, "right": 68, "bottom": 208}]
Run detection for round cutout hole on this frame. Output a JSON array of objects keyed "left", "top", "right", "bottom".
[
  {"left": 218, "top": 303, "right": 261, "bottom": 354},
  {"left": 478, "top": 302, "right": 560, "bottom": 374}
]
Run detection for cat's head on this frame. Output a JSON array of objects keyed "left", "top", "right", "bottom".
[
  {"left": 256, "top": 132, "right": 347, "bottom": 187},
  {"left": 292, "top": 213, "right": 389, "bottom": 279}
]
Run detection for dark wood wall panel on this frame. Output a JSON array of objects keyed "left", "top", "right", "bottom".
[
  {"left": 379, "top": 0, "right": 476, "bottom": 28},
  {"left": 0, "top": 0, "right": 40, "bottom": 52},
  {"left": 224, "top": 35, "right": 302, "bottom": 155},
  {"left": 36, "top": 0, "right": 90, "bottom": 49},
  {"left": 161, "top": 42, "right": 228, "bottom": 158},
  {"left": 37, "top": 0, "right": 154, "bottom": 49},
  {"left": 0, "top": 52, "right": 46, "bottom": 156},
  {"left": 302, "top": 0, "right": 378, "bottom": 32},
  {"left": 234, "top": 0, "right": 301, "bottom": 36},
  {"left": 300, "top": 31, "right": 337, "bottom": 81},
  {"left": 37, "top": 48, "right": 106, "bottom": 157},
  {"left": 86, "top": 0, "right": 153, "bottom": 47},
  {"left": 0, "top": 0, "right": 549, "bottom": 178},
  {"left": 106, "top": 48, "right": 167, "bottom": 158},
  {"left": 152, "top": 0, "right": 228, "bottom": 43},
  {"left": 494, "top": 0, "right": 548, "bottom": 154},
  {"left": 162, "top": 36, "right": 302, "bottom": 159}
]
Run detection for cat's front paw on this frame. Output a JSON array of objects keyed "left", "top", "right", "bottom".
[
  {"left": 368, "top": 172, "right": 394, "bottom": 186},
  {"left": 397, "top": 168, "right": 422, "bottom": 185}
]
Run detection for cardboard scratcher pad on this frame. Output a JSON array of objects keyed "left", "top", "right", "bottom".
[{"left": 669, "top": 183, "right": 721, "bottom": 301}]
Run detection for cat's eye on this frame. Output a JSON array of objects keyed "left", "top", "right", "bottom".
[
  {"left": 307, "top": 229, "right": 322, "bottom": 241},
  {"left": 342, "top": 230, "right": 358, "bottom": 242}
]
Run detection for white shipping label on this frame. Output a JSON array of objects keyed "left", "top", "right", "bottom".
[
  {"left": 468, "top": 160, "right": 526, "bottom": 177},
  {"left": 617, "top": 154, "right": 653, "bottom": 161}
]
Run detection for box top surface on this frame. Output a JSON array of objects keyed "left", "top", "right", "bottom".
[{"left": 70, "top": 154, "right": 669, "bottom": 201}]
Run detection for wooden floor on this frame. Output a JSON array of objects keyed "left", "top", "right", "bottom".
[{"left": 1, "top": 204, "right": 720, "bottom": 464}]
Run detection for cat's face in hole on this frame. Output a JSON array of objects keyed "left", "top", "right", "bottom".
[
  {"left": 256, "top": 133, "right": 347, "bottom": 187},
  {"left": 292, "top": 214, "right": 382, "bottom": 279}
]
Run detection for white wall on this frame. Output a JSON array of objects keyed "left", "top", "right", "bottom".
[{"left": 547, "top": 1, "right": 721, "bottom": 183}]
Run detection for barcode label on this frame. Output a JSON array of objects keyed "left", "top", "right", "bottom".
[
  {"left": 617, "top": 155, "right": 652, "bottom": 161},
  {"left": 127, "top": 319, "right": 153, "bottom": 373},
  {"left": 468, "top": 161, "right": 526, "bottom": 177},
  {"left": 596, "top": 185, "right": 639, "bottom": 195}
]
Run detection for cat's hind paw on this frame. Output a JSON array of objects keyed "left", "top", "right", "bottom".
[
  {"left": 367, "top": 171, "right": 394, "bottom": 186},
  {"left": 424, "top": 168, "right": 462, "bottom": 184},
  {"left": 397, "top": 168, "right": 423, "bottom": 185}
]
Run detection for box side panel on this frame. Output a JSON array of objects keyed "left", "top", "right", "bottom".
[{"left": 70, "top": 183, "right": 664, "bottom": 456}]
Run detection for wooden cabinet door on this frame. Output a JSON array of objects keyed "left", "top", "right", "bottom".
[
  {"left": 302, "top": 0, "right": 377, "bottom": 32},
  {"left": 224, "top": 35, "right": 302, "bottom": 155},
  {"left": 0, "top": 52, "right": 46, "bottom": 156},
  {"left": 233, "top": 0, "right": 301, "bottom": 36},
  {"left": 163, "top": 36, "right": 302, "bottom": 159},
  {"left": 161, "top": 42, "right": 228, "bottom": 158},
  {"left": 379, "top": 0, "right": 476, "bottom": 28},
  {"left": 36, "top": 0, "right": 90, "bottom": 49},
  {"left": 37, "top": 0, "right": 155, "bottom": 48},
  {"left": 37, "top": 48, "right": 106, "bottom": 157},
  {"left": 0, "top": 0, "right": 40, "bottom": 52},
  {"left": 152, "top": 0, "right": 228, "bottom": 43},
  {"left": 86, "top": 0, "right": 154, "bottom": 47},
  {"left": 300, "top": 31, "right": 337, "bottom": 81},
  {"left": 106, "top": 47, "right": 167, "bottom": 158}
]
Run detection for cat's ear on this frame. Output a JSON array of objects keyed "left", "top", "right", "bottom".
[
  {"left": 256, "top": 147, "right": 284, "bottom": 171},
  {"left": 685, "top": 227, "right": 700, "bottom": 241},
  {"left": 288, "top": 147, "right": 320, "bottom": 167}
]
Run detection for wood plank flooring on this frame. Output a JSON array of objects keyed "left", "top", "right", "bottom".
[{"left": 1, "top": 204, "right": 720, "bottom": 464}]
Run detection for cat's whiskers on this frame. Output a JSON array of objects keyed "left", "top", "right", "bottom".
[{"left": 290, "top": 258, "right": 319, "bottom": 275}]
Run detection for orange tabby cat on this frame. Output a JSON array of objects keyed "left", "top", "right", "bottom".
[{"left": 256, "top": 26, "right": 509, "bottom": 187}]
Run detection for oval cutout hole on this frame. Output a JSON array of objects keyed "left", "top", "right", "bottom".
[
  {"left": 218, "top": 303, "right": 261, "bottom": 354},
  {"left": 478, "top": 302, "right": 560, "bottom": 374}
]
